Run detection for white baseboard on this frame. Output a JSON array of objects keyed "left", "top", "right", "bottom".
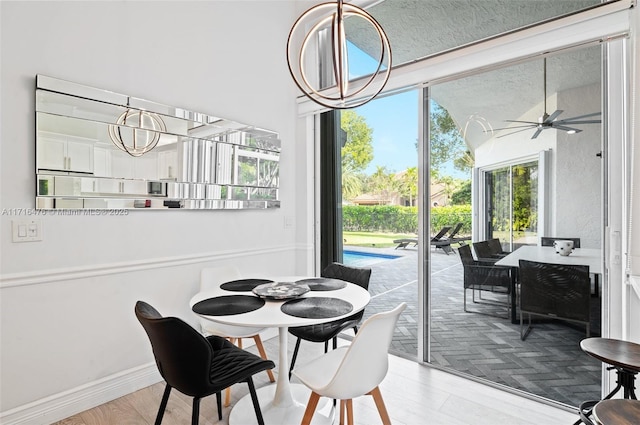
[
  {"left": 0, "top": 363, "right": 161, "bottom": 425},
  {"left": 0, "top": 332, "right": 281, "bottom": 425}
]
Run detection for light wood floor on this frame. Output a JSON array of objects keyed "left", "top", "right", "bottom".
[{"left": 54, "top": 335, "right": 579, "bottom": 425}]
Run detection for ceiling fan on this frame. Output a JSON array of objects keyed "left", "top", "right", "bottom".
[{"left": 491, "top": 58, "right": 601, "bottom": 139}]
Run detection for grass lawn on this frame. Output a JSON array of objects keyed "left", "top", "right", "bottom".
[{"left": 343, "top": 231, "right": 416, "bottom": 248}]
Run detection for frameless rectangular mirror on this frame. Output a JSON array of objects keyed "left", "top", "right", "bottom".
[{"left": 35, "top": 75, "right": 280, "bottom": 210}]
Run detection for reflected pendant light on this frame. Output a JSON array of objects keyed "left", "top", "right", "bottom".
[
  {"left": 286, "top": 0, "right": 391, "bottom": 109},
  {"left": 107, "top": 109, "right": 167, "bottom": 157}
]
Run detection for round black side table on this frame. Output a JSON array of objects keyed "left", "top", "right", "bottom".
[{"left": 574, "top": 338, "right": 640, "bottom": 425}]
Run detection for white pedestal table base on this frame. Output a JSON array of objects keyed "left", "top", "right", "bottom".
[{"left": 229, "top": 383, "right": 334, "bottom": 425}]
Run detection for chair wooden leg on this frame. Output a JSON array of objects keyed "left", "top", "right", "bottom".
[
  {"left": 301, "top": 392, "right": 321, "bottom": 425},
  {"left": 368, "top": 386, "right": 391, "bottom": 425},
  {"left": 345, "top": 399, "right": 354, "bottom": 425},
  {"left": 253, "top": 335, "right": 276, "bottom": 382},
  {"left": 224, "top": 387, "right": 232, "bottom": 408},
  {"left": 154, "top": 384, "right": 172, "bottom": 425},
  {"left": 191, "top": 397, "right": 201, "bottom": 425},
  {"left": 289, "top": 337, "right": 302, "bottom": 379},
  {"left": 339, "top": 400, "right": 346, "bottom": 425}
]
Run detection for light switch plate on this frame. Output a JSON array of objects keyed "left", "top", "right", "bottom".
[{"left": 12, "top": 219, "right": 43, "bottom": 242}]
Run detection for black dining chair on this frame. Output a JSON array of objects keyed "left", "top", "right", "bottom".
[
  {"left": 540, "top": 236, "right": 581, "bottom": 248},
  {"left": 518, "top": 260, "right": 591, "bottom": 340},
  {"left": 135, "top": 301, "right": 275, "bottom": 425},
  {"left": 472, "top": 240, "right": 499, "bottom": 262},
  {"left": 288, "top": 262, "right": 372, "bottom": 378},
  {"left": 487, "top": 238, "right": 510, "bottom": 258},
  {"left": 458, "top": 244, "right": 514, "bottom": 318}
]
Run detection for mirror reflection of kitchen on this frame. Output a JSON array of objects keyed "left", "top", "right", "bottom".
[{"left": 35, "top": 75, "right": 281, "bottom": 210}]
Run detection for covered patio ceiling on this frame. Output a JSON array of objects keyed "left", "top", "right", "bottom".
[{"left": 347, "top": 0, "right": 603, "bottom": 151}]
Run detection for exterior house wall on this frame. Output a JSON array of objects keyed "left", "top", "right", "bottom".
[
  {"left": 554, "top": 83, "right": 602, "bottom": 249},
  {"left": 474, "top": 83, "right": 602, "bottom": 249}
]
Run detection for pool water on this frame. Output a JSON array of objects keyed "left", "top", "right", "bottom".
[{"left": 342, "top": 250, "right": 400, "bottom": 267}]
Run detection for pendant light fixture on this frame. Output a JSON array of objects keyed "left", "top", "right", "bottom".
[
  {"left": 286, "top": 0, "right": 391, "bottom": 109},
  {"left": 107, "top": 108, "right": 167, "bottom": 157}
]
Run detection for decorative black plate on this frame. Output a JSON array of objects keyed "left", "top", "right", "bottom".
[
  {"left": 220, "top": 278, "right": 274, "bottom": 292},
  {"left": 281, "top": 297, "right": 353, "bottom": 319},
  {"left": 252, "top": 282, "right": 310, "bottom": 300},
  {"left": 192, "top": 295, "right": 265, "bottom": 316},
  {"left": 295, "top": 277, "right": 347, "bottom": 291}
]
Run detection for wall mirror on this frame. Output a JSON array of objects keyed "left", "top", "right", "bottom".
[{"left": 35, "top": 75, "right": 281, "bottom": 210}]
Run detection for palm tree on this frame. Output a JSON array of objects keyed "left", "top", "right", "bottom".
[
  {"left": 367, "top": 166, "right": 396, "bottom": 202},
  {"left": 397, "top": 167, "right": 418, "bottom": 206},
  {"left": 342, "top": 164, "right": 364, "bottom": 201}
]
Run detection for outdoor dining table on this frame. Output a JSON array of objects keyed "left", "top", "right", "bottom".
[
  {"left": 190, "top": 275, "right": 370, "bottom": 425},
  {"left": 495, "top": 245, "right": 603, "bottom": 323}
]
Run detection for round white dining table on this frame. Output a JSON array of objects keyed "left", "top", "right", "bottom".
[{"left": 189, "top": 275, "right": 371, "bottom": 425}]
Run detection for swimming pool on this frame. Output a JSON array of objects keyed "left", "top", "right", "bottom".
[{"left": 342, "top": 250, "right": 401, "bottom": 267}]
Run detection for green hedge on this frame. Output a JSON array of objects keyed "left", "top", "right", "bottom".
[
  {"left": 431, "top": 205, "right": 472, "bottom": 235},
  {"left": 342, "top": 205, "right": 472, "bottom": 235}
]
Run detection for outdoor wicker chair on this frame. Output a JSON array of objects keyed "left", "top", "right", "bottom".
[
  {"left": 518, "top": 259, "right": 591, "bottom": 340},
  {"left": 459, "top": 244, "right": 514, "bottom": 318}
]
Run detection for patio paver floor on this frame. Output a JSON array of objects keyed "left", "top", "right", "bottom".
[{"left": 349, "top": 244, "right": 602, "bottom": 408}]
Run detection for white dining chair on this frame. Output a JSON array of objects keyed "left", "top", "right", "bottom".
[
  {"left": 292, "top": 302, "right": 407, "bottom": 425},
  {"left": 199, "top": 266, "right": 275, "bottom": 406}
]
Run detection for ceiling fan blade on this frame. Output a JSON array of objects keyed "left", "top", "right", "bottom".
[
  {"left": 496, "top": 127, "right": 538, "bottom": 139},
  {"left": 553, "top": 125, "right": 583, "bottom": 133},
  {"left": 557, "top": 112, "right": 601, "bottom": 121},
  {"left": 554, "top": 119, "right": 601, "bottom": 125},
  {"left": 544, "top": 110, "right": 564, "bottom": 123},
  {"left": 505, "top": 119, "right": 538, "bottom": 124},
  {"left": 484, "top": 124, "right": 536, "bottom": 133},
  {"left": 531, "top": 128, "right": 544, "bottom": 139}
]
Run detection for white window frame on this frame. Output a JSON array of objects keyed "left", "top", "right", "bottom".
[
  {"left": 475, "top": 152, "right": 547, "bottom": 248},
  {"left": 297, "top": 0, "right": 635, "bottom": 371}
]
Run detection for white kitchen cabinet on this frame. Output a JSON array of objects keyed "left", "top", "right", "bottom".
[
  {"left": 96, "top": 178, "right": 147, "bottom": 196},
  {"left": 110, "top": 151, "right": 135, "bottom": 179},
  {"left": 37, "top": 133, "right": 94, "bottom": 173},
  {"left": 96, "top": 179, "right": 121, "bottom": 194},
  {"left": 80, "top": 178, "right": 98, "bottom": 194},
  {"left": 93, "top": 146, "right": 112, "bottom": 177},
  {"left": 158, "top": 150, "right": 177, "bottom": 180}
]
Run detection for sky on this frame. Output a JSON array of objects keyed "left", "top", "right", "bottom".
[
  {"left": 347, "top": 42, "right": 466, "bottom": 179},
  {"left": 353, "top": 91, "right": 419, "bottom": 175},
  {"left": 348, "top": 43, "right": 419, "bottom": 175}
]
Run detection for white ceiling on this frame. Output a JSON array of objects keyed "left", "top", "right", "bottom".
[{"left": 347, "top": 0, "right": 603, "bottom": 149}]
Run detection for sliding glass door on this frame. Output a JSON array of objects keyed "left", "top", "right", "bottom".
[
  {"left": 428, "top": 44, "right": 603, "bottom": 407},
  {"left": 484, "top": 160, "right": 539, "bottom": 250}
]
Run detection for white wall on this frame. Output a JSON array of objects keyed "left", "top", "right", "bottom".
[
  {"left": 475, "top": 84, "right": 602, "bottom": 248},
  {"left": 554, "top": 83, "right": 602, "bottom": 248},
  {"left": 0, "top": 1, "right": 312, "bottom": 421}
]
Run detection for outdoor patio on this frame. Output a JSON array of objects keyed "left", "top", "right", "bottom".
[{"left": 348, "top": 244, "right": 602, "bottom": 408}]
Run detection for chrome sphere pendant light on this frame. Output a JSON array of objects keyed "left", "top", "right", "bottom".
[
  {"left": 107, "top": 109, "right": 167, "bottom": 157},
  {"left": 287, "top": 0, "right": 391, "bottom": 109}
]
